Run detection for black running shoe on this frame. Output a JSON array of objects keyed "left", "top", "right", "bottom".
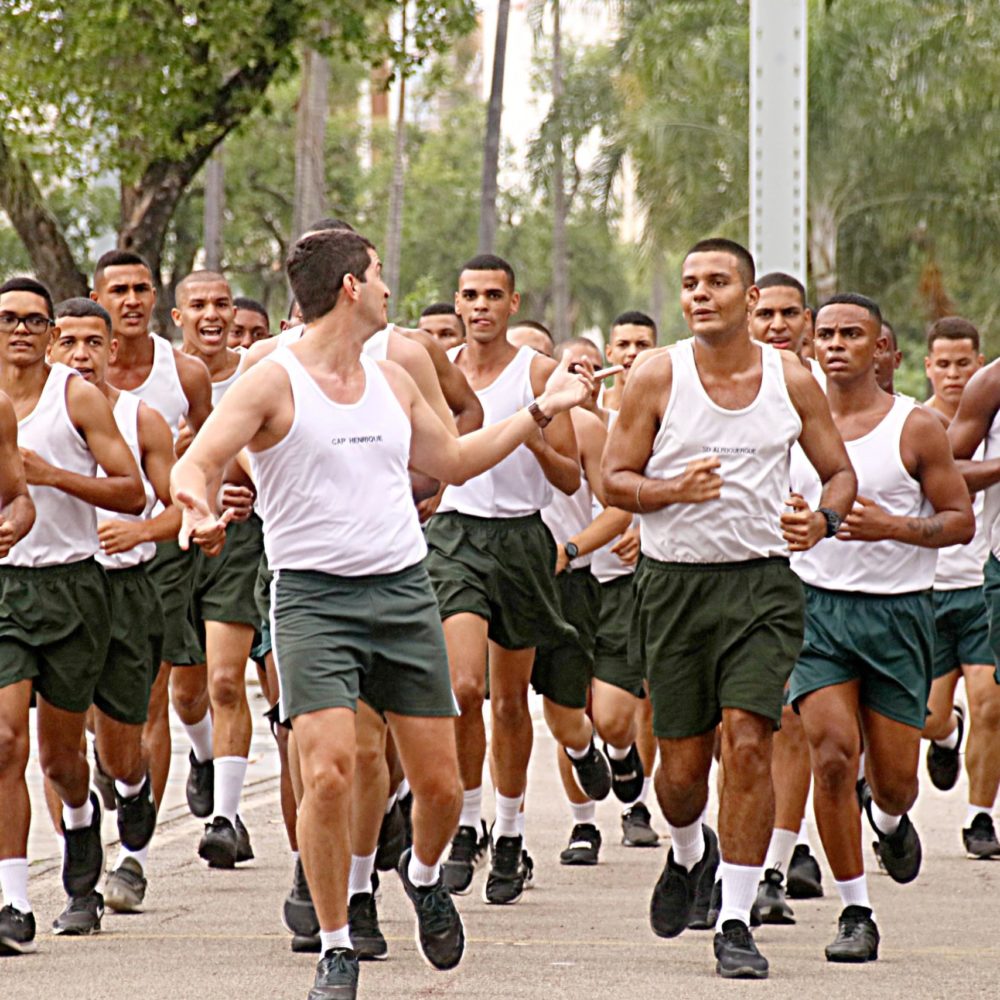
[
  {"left": 650, "top": 824, "right": 719, "bottom": 938},
  {"left": 307, "top": 947, "right": 359, "bottom": 1000},
  {"left": 862, "top": 789, "right": 922, "bottom": 884},
  {"left": 714, "top": 919, "right": 768, "bottom": 979},
  {"left": 52, "top": 891, "right": 104, "bottom": 936},
  {"left": 963, "top": 812, "right": 1000, "bottom": 859},
  {"left": 62, "top": 791, "right": 104, "bottom": 897},
  {"left": 566, "top": 738, "right": 612, "bottom": 801},
  {"left": 621, "top": 802, "right": 659, "bottom": 847},
  {"left": 104, "top": 857, "right": 147, "bottom": 913},
  {"left": 115, "top": 772, "right": 157, "bottom": 852},
  {"left": 484, "top": 834, "right": 525, "bottom": 905},
  {"left": 375, "top": 798, "right": 407, "bottom": 872},
  {"left": 198, "top": 816, "right": 238, "bottom": 869},
  {"left": 293, "top": 934, "right": 322, "bottom": 954},
  {"left": 442, "top": 821, "right": 488, "bottom": 895},
  {"left": 348, "top": 891, "right": 387, "bottom": 961},
  {"left": 284, "top": 857, "right": 319, "bottom": 938},
  {"left": 399, "top": 790, "right": 413, "bottom": 849},
  {"left": 705, "top": 878, "right": 722, "bottom": 928},
  {"left": 756, "top": 868, "right": 795, "bottom": 925},
  {"left": 235, "top": 815, "right": 254, "bottom": 862},
  {"left": 185, "top": 750, "right": 214, "bottom": 819},
  {"left": 825, "top": 905, "right": 879, "bottom": 962},
  {"left": 397, "top": 848, "right": 465, "bottom": 970},
  {"left": 687, "top": 868, "right": 717, "bottom": 930},
  {"left": 604, "top": 743, "right": 644, "bottom": 803},
  {"left": 520, "top": 848, "right": 535, "bottom": 889},
  {"left": 926, "top": 704, "right": 965, "bottom": 791},
  {"left": 92, "top": 748, "right": 116, "bottom": 812},
  {"left": 786, "top": 843, "right": 824, "bottom": 899},
  {"left": 0, "top": 905, "right": 36, "bottom": 956},
  {"left": 559, "top": 823, "right": 601, "bottom": 866}
]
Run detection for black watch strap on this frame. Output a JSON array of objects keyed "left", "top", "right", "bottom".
[
  {"left": 564, "top": 541, "right": 580, "bottom": 561},
  {"left": 818, "top": 507, "right": 842, "bottom": 538}
]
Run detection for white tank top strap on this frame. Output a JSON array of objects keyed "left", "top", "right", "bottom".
[
  {"left": 363, "top": 325, "right": 392, "bottom": 361},
  {"left": 127, "top": 334, "right": 189, "bottom": 439},
  {"left": 591, "top": 410, "right": 636, "bottom": 583},
  {"left": 211, "top": 356, "right": 243, "bottom": 406}
]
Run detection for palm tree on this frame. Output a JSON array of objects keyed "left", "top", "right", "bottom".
[{"left": 478, "top": 0, "right": 511, "bottom": 253}]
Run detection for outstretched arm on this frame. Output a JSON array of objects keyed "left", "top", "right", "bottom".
[{"left": 948, "top": 363, "right": 1000, "bottom": 492}]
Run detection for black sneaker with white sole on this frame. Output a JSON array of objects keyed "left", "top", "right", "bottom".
[
  {"left": 115, "top": 772, "right": 157, "bottom": 851},
  {"left": 862, "top": 788, "right": 922, "bottom": 884},
  {"left": 605, "top": 743, "right": 644, "bottom": 803},
  {"left": 650, "top": 824, "right": 719, "bottom": 938},
  {"left": 52, "top": 891, "right": 104, "bottom": 936},
  {"left": 963, "top": 812, "right": 1000, "bottom": 859},
  {"left": 559, "top": 823, "right": 601, "bottom": 865},
  {"left": 0, "top": 905, "right": 36, "bottom": 956},
  {"left": 714, "top": 919, "right": 768, "bottom": 979},
  {"left": 348, "top": 891, "right": 387, "bottom": 961},
  {"left": 756, "top": 868, "right": 795, "bottom": 924},
  {"left": 185, "top": 750, "right": 213, "bottom": 818},
  {"left": 375, "top": 798, "right": 407, "bottom": 872},
  {"left": 786, "top": 843, "right": 823, "bottom": 898},
  {"left": 307, "top": 947, "right": 359, "bottom": 1000},
  {"left": 62, "top": 791, "right": 104, "bottom": 898},
  {"left": 104, "top": 857, "right": 147, "bottom": 912},
  {"left": 566, "top": 739, "right": 612, "bottom": 801},
  {"left": 621, "top": 802, "right": 659, "bottom": 847},
  {"left": 926, "top": 704, "right": 964, "bottom": 791},
  {"left": 397, "top": 848, "right": 465, "bottom": 971},
  {"left": 441, "top": 821, "right": 488, "bottom": 895},
  {"left": 284, "top": 857, "right": 319, "bottom": 939},
  {"left": 484, "top": 834, "right": 525, "bottom": 905},
  {"left": 825, "top": 905, "right": 880, "bottom": 962}
]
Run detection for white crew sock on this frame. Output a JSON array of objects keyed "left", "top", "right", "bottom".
[
  {"left": 565, "top": 739, "right": 591, "bottom": 760},
  {"left": 570, "top": 800, "right": 596, "bottom": 825},
  {"left": 348, "top": 851, "right": 376, "bottom": 897},
  {"left": 494, "top": 793, "right": 522, "bottom": 838},
  {"left": 668, "top": 819, "right": 704, "bottom": 871},
  {"left": 291, "top": 850, "right": 300, "bottom": 864},
  {"left": 115, "top": 844, "right": 150, "bottom": 872},
  {"left": 869, "top": 801, "right": 901, "bottom": 836},
  {"left": 638, "top": 776, "right": 651, "bottom": 805},
  {"left": 319, "top": 925, "right": 352, "bottom": 953},
  {"left": 384, "top": 790, "right": 398, "bottom": 815},
  {"left": 407, "top": 851, "right": 441, "bottom": 888},
  {"left": 716, "top": 861, "right": 763, "bottom": 928},
  {"left": 114, "top": 777, "right": 145, "bottom": 799},
  {"left": 966, "top": 804, "right": 992, "bottom": 827},
  {"left": 212, "top": 756, "right": 248, "bottom": 824},
  {"left": 834, "top": 874, "right": 872, "bottom": 913},
  {"left": 517, "top": 809, "right": 525, "bottom": 837},
  {"left": 459, "top": 786, "right": 482, "bottom": 829},
  {"left": 763, "top": 827, "right": 799, "bottom": 875},
  {"left": 397, "top": 777, "right": 411, "bottom": 800},
  {"left": 796, "top": 818, "right": 811, "bottom": 847},
  {"left": 934, "top": 720, "right": 960, "bottom": 749},
  {"left": 0, "top": 858, "right": 31, "bottom": 913},
  {"left": 183, "top": 713, "right": 214, "bottom": 764},
  {"left": 63, "top": 797, "right": 94, "bottom": 831},
  {"left": 606, "top": 743, "right": 631, "bottom": 761}
]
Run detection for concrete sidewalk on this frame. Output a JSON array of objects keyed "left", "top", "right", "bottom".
[{"left": 5, "top": 689, "right": 999, "bottom": 1000}]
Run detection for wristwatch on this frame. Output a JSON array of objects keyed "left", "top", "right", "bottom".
[
  {"left": 564, "top": 540, "right": 580, "bottom": 561},
  {"left": 528, "top": 399, "right": 552, "bottom": 428},
  {"left": 818, "top": 507, "right": 843, "bottom": 538}
]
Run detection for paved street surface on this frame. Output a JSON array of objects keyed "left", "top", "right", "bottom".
[{"left": 7, "top": 676, "right": 999, "bottom": 999}]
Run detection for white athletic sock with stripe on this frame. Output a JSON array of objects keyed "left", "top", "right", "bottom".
[
  {"left": 0, "top": 858, "right": 31, "bottom": 913},
  {"left": 213, "top": 756, "right": 247, "bottom": 824},
  {"left": 834, "top": 874, "right": 872, "bottom": 913},
  {"left": 459, "top": 786, "right": 482, "bottom": 829},
  {"left": 183, "top": 713, "right": 214, "bottom": 764},
  {"left": 763, "top": 827, "right": 799, "bottom": 875},
  {"left": 570, "top": 800, "right": 596, "bottom": 825},
  {"left": 716, "top": 861, "right": 762, "bottom": 928}
]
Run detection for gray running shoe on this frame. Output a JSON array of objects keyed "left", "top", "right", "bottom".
[
  {"left": 52, "top": 892, "right": 104, "bottom": 936},
  {"left": 104, "top": 858, "right": 147, "bottom": 913}
]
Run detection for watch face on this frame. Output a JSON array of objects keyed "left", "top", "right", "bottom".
[{"left": 565, "top": 542, "right": 579, "bottom": 559}]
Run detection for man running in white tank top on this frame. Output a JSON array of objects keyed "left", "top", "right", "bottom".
[
  {"left": 0, "top": 277, "right": 145, "bottom": 950},
  {"left": 91, "top": 251, "right": 214, "bottom": 828},
  {"left": 787, "top": 295, "right": 974, "bottom": 963},
  {"left": 170, "top": 229, "right": 592, "bottom": 1000},
  {"left": 602, "top": 239, "right": 857, "bottom": 980}
]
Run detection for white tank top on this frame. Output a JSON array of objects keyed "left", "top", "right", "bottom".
[
  {"left": 439, "top": 345, "right": 552, "bottom": 518},
  {"left": 806, "top": 356, "right": 827, "bottom": 390},
  {"left": 2, "top": 364, "right": 98, "bottom": 568},
  {"left": 982, "top": 408, "right": 1000, "bottom": 561},
  {"left": 541, "top": 468, "right": 594, "bottom": 569},
  {"left": 791, "top": 396, "right": 936, "bottom": 593},
  {"left": 640, "top": 339, "right": 802, "bottom": 563},
  {"left": 249, "top": 351, "right": 427, "bottom": 575},
  {"left": 935, "top": 441, "right": 986, "bottom": 590},
  {"left": 211, "top": 352, "right": 244, "bottom": 406},
  {"left": 269, "top": 323, "right": 391, "bottom": 360},
  {"left": 97, "top": 391, "right": 156, "bottom": 570},
  {"left": 126, "top": 334, "right": 189, "bottom": 438},
  {"left": 589, "top": 413, "right": 635, "bottom": 583}
]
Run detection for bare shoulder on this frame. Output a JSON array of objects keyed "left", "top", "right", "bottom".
[
  {"left": 0, "top": 391, "right": 16, "bottom": 433},
  {"left": 628, "top": 347, "right": 673, "bottom": 396},
  {"left": 917, "top": 402, "right": 951, "bottom": 430},
  {"left": 173, "top": 347, "right": 211, "bottom": 383},
  {"left": 377, "top": 358, "right": 419, "bottom": 397},
  {"left": 528, "top": 350, "right": 558, "bottom": 394},
  {"left": 781, "top": 351, "right": 826, "bottom": 410},
  {"left": 905, "top": 401, "right": 951, "bottom": 444},
  {"left": 136, "top": 399, "right": 172, "bottom": 441}
]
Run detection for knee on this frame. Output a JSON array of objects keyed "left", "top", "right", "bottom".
[
  {"left": 414, "top": 772, "right": 462, "bottom": 818},
  {"left": 304, "top": 754, "right": 354, "bottom": 803},
  {"left": 721, "top": 731, "right": 772, "bottom": 786},
  {"left": 593, "top": 708, "right": 635, "bottom": 750},
  {"left": 0, "top": 721, "right": 28, "bottom": 776},
  {"left": 354, "top": 740, "right": 387, "bottom": 783},
  {"left": 208, "top": 669, "right": 246, "bottom": 711},
  {"left": 970, "top": 694, "right": 1000, "bottom": 733},
  {"left": 810, "top": 740, "right": 856, "bottom": 794},
  {"left": 491, "top": 692, "right": 528, "bottom": 729},
  {"left": 452, "top": 674, "right": 485, "bottom": 715}
]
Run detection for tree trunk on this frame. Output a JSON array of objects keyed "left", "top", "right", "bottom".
[
  {"left": 0, "top": 132, "right": 88, "bottom": 299},
  {"left": 203, "top": 147, "right": 225, "bottom": 271},
  {"left": 478, "top": 0, "right": 511, "bottom": 254},
  {"left": 291, "top": 45, "right": 330, "bottom": 242},
  {"left": 809, "top": 198, "right": 838, "bottom": 303},
  {"left": 550, "top": 0, "right": 570, "bottom": 343},
  {"left": 384, "top": 7, "right": 408, "bottom": 306}
]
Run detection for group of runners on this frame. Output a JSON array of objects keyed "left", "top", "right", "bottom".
[{"left": 0, "top": 223, "right": 998, "bottom": 999}]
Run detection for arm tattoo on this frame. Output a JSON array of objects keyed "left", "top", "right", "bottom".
[{"left": 908, "top": 515, "right": 945, "bottom": 541}]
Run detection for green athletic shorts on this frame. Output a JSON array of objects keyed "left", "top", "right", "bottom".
[
  {"left": 594, "top": 574, "right": 645, "bottom": 697},
  {"left": 0, "top": 558, "right": 111, "bottom": 714},
  {"left": 424, "top": 511, "right": 576, "bottom": 650},
  {"left": 981, "top": 554, "right": 1000, "bottom": 683},
  {"left": 932, "top": 586, "right": 992, "bottom": 678},
  {"left": 146, "top": 539, "right": 201, "bottom": 666},
  {"left": 271, "top": 561, "right": 457, "bottom": 722},
  {"left": 633, "top": 556, "right": 804, "bottom": 739},
  {"left": 532, "top": 568, "right": 601, "bottom": 709},
  {"left": 192, "top": 514, "right": 265, "bottom": 635},
  {"left": 97, "top": 564, "right": 165, "bottom": 725},
  {"left": 789, "top": 585, "right": 934, "bottom": 730},
  {"left": 250, "top": 552, "right": 273, "bottom": 662}
]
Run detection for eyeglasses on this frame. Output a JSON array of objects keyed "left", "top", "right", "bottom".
[{"left": 0, "top": 312, "right": 54, "bottom": 335}]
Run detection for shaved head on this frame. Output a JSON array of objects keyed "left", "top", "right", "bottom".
[{"left": 175, "top": 270, "right": 230, "bottom": 307}]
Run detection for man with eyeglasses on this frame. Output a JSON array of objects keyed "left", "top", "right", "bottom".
[{"left": 0, "top": 276, "right": 145, "bottom": 953}]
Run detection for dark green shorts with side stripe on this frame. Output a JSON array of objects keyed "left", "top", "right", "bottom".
[
  {"left": 594, "top": 574, "right": 644, "bottom": 697},
  {"left": 789, "top": 585, "right": 934, "bottom": 730},
  {"left": 633, "top": 556, "right": 804, "bottom": 739},
  {"left": 981, "top": 554, "right": 1000, "bottom": 684},
  {"left": 424, "top": 511, "right": 576, "bottom": 651},
  {"left": 0, "top": 558, "right": 111, "bottom": 714},
  {"left": 932, "top": 586, "right": 992, "bottom": 678}
]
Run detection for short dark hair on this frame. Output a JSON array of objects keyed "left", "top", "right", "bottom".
[
  {"left": 685, "top": 238, "right": 755, "bottom": 286},
  {"left": 0, "top": 276, "right": 55, "bottom": 319},
  {"left": 881, "top": 318, "right": 898, "bottom": 351},
  {"left": 554, "top": 336, "right": 602, "bottom": 362},
  {"left": 818, "top": 293, "right": 883, "bottom": 328},
  {"left": 286, "top": 230, "right": 375, "bottom": 323},
  {"left": 421, "top": 302, "right": 457, "bottom": 318},
  {"left": 612, "top": 310, "right": 657, "bottom": 338},
  {"left": 460, "top": 254, "right": 515, "bottom": 291},
  {"left": 93, "top": 249, "right": 152, "bottom": 289},
  {"left": 756, "top": 272, "right": 806, "bottom": 307},
  {"left": 55, "top": 297, "right": 112, "bottom": 334},
  {"left": 927, "top": 316, "right": 980, "bottom": 352},
  {"left": 233, "top": 296, "right": 269, "bottom": 324},
  {"left": 305, "top": 217, "right": 356, "bottom": 234},
  {"left": 511, "top": 319, "right": 551, "bottom": 338}
]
